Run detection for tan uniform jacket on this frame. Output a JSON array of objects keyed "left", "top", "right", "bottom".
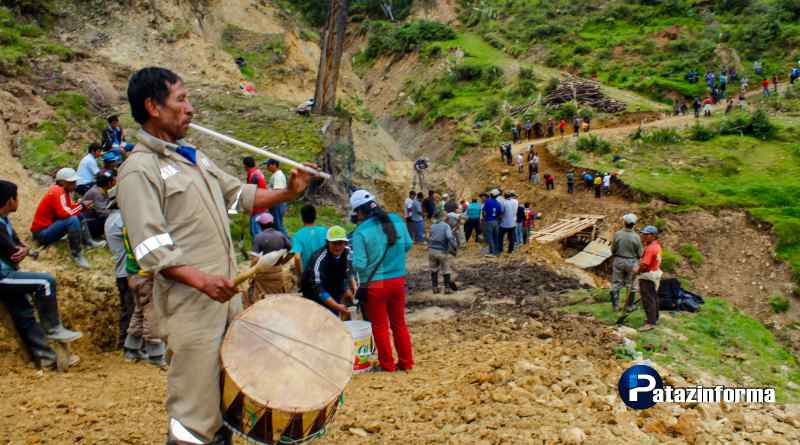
[{"left": 117, "top": 129, "right": 257, "bottom": 440}]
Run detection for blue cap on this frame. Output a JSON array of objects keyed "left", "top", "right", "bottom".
[
  {"left": 640, "top": 225, "right": 658, "bottom": 235},
  {"left": 102, "top": 151, "right": 122, "bottom": 163}
]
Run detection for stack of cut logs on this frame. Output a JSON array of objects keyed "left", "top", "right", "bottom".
[{"left": 544, "top": 78, "right": 627, "bottom": 113}]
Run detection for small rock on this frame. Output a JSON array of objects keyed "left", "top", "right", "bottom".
[
  {"left": 349, "top": 428, "right": 369, "bottom": 438},
  {"left": 560, "top": 427, "right": 586, "bottom": 444},
  {"left": 364, "top": 421, "right": 382, "bottom": 433}
]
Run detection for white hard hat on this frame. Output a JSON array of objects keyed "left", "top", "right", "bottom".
[
  {"left": 490, "top": 188, "right": 501, "bottom": 197},
  {"left": 442, "top": 193, "right": 449, "bottom": 199},
  {"left": 349, "top": 189, "right": 375, "bottom": 211},
  {"left": 55, "top": 168, "right": 79, "bottom": 183},
  {"left": 622, "top": 213, "right": 638, "bottom": 224}
]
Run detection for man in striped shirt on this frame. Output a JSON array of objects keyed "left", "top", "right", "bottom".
[{"left": 30, "top": 168, "right": 101, "bottom": 268}]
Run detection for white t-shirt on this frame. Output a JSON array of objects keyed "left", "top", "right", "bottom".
[
  {"left": 516, "top": 154, "right": 524, "bottom": 166},
  {"left": 501, "top": 198, "right": 518, "bottom": 228},
  {"left": 603, "top": 175, "right": 611, "bottom": 187},
  {"left": 404, "top": 198, "right": 414, "bottom": 218},
  {"left": 269, "top": 169, "right": 287, "bottom": 190}
]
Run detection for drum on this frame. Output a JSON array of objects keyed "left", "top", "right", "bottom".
[{"left": 221, "top": 294, "right": 353, "bottom": 444}]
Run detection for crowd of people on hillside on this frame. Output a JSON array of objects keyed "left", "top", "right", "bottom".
[
  {"left": 509, "top": 115, "right": 590, "bottom": 143},
  {"left": 681, "top": 60, "right": 800, "bottom": 118}
]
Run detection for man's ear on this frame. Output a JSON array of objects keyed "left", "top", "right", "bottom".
[{"left": 143, "top": 97, "right": 161, "bottom": 121}]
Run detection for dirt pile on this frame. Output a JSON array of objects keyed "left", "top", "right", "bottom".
[{"left": 407, "top": 260, "right": 587, "bottom": 304}]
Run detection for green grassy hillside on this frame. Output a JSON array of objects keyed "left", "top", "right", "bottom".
[{"left": 459, "top": 0, "right": 800, "bottom": 102}]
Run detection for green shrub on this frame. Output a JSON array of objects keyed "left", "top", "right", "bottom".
[
  {"left": 679, "top": 243, "right": 705, "bottom": 266},
  {"left": 641, "top": 128, "right": 683, "bottom": 144},
  {"left": 475, "top": 98, "right": 502, "bottom": 122},
  {"left": 654, "top": 217, "right": 668, "bottom": 232},
  {"left": 661, "top": 247, "right": 681, "bottom": 273},
  {"left": 720, "top": 109, "right": 777, "bottom": 139},
  {"left": 544, "top": 77, "right": 560, "bottom": 95},
  {"left": 567, "top": 151, "right": 583, "bottom": 164},
  {"left": 452, "top": 63, "right": 484, "bottom": 81},
  {"left": 518, "top": 67, "right": 536, "bottom": 81},
  {"left": 364, "top": 20, "right": 455, "bottom": 60},
  {"left": 554, "top": 102, "right": 577, "bottom": 120},
  {"left": 768, "top": 294, "right": 790, "bottom": 313},
  {"left": 688, "top": 122, "right": 716, "bottom": 141},
  {"left": 576, "top": 134, "right": 612, "bottom": 154}
]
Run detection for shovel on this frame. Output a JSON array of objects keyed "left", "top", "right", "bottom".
[
  {"left": 232, "top": 249, "right": 292, "bottom": 287},
  {"left": 615, "top": 298, "right": 641, "bottom": 325}
]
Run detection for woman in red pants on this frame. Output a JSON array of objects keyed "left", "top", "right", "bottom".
[{"left": 349, "top": 189, "right": 414, "bottom": 372}]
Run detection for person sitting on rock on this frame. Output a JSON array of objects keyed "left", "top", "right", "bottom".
[
  {"left": 30, "top": 168, "right": 104, "bottom": 269},
  {"left": 82, "top": 169, "right": 115, "bottom": 240},
  {"left": 75, "top": 143, "right": 103, "bottom": 195},
  {"left": 0, "top": 180, "right": 82, "bottom": 369}
]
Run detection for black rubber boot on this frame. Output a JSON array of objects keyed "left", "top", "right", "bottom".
[
  {"left": 610, "top": 290, "right": 619, "bottom": 311},
  {"left": 431, "top": 272, "right": 439, "bottom": 294},
  {"left": 67, "top": 229, "right": 83, "bottom": 258},
  {"left": 443, "top": 274, "right": 453, "bottom": 294}
]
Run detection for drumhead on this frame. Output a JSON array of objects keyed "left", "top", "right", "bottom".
[{"left": 221, "top": 294, "right": 353, "bottom": 413}]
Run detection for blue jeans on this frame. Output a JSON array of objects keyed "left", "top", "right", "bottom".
[
  {"left": 249, "top": 215, "right": 263, "bottom": 240},
  {"left": 483, "top": 220, "right": 499, "bottom": 255},
  {"left": 413, "top": 220, "right": 425, "bottom": 243},
  {"left": 32, "top": 216, "right": 81, "bottom": 246},
  {"left": 269, "top": 203, "right": 288, "bottom": 236},
  {"left": 516, "top": 223, "right": 524, "bottom": 246}
]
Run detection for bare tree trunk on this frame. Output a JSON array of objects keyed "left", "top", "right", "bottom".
[{"left": 313, "top": 0, "right": 349, "bottom": 115}]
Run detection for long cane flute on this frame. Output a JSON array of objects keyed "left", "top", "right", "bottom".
[{"left": 188, "top": 123, "right": 332, "bottom": 180}]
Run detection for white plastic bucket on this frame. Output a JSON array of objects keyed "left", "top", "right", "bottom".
[{"left": 344, "top": 320, "right": 374, "bottom": 373}]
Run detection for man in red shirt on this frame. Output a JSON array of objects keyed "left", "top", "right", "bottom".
[
  {"left": 30, "top": 168, "right": 100, "bottom": 268},
  {"left": 635, "top": 225, "right": 663, "bottom": 331},
  {"left": 242, "top": 156, "right": 268, "bottom": 239}
]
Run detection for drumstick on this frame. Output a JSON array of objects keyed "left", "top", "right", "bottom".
[
  {"left": 188, "top": 123, "right": 332, "bottom": 180},
  {"left": 233, "top": 249, "right": 289, "bottom": 287}
]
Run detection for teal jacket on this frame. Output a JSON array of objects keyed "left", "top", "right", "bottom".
[{"left": 351, "top": 212, "right": 412, "bottom": 284}]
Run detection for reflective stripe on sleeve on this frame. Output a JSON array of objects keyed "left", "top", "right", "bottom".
[
  {"left": 228, "top": 186, "right": 244, "bottom": 214},
  {"left": 133, "top": 233, "right": 174, "bottom": 261}
]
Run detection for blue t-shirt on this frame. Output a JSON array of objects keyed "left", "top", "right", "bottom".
[
  {"left": 482, "top": 198, "right": 503, "bottom": 222},
  {"left": 290, "top": 225, "right": 328, "bottom": 271},
  {"left": 466, "top": 202, "right": 481, "bottom": 220},
  {"left": 351, "top": 213, "right": 412, "bottom": 284}
]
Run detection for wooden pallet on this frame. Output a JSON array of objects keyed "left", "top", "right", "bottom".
[
  {"left": 566, "top": 238, "right": 612, "bottom": 269},
  {"left": 530, "top": 214, "right": 605, "bottom": 244}
]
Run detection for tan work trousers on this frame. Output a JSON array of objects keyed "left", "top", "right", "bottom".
[
  {"left": 157, "top": 277, "right": 243, "bottom": 443},
  {"left": 428, "top": 249, "right": 451, "bottom": 275}
]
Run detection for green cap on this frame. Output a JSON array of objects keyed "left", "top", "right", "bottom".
[{"left": 327, "top": 225, "right": 348, "bottom": 242}]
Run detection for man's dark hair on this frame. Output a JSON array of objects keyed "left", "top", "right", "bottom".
[
  {"left": 243, "top": 156, "right": 256, "bottom": 168},
  {"left": 89, "top": 142, "right": 103, "bottom": 153},
  {"left": 300, "top": 204, "right": 316, "bottom": 224},
  {"left": 409, "top": 191, "right": 415, "bottom": 197},
  {"left": 96, "top": 169, "right": 115, "bottom": 188},
  {"left": 107, "top": 115, "right": 119, "bottom": 124},
  {"left": 416, "top": 192, "right": 424, "bottom": 199},
  {"left": 428, "top": 190, "right": 434, "bottom": 196},
  {"left": 625, "top": 222, "right": 635, "bottom": 229},
  {"left": 127, "top": 67, "right": 182, "bottom": 125},
  {"left": 266, "top": 159, "right": 279, "bottom": 167},
  {"left": 0, "top": 180, "right": 17, "bottom": 207}
]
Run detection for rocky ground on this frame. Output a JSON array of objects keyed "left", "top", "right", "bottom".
[{"left": 1, "top": 247, "right": 799, "bottom": 445}]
